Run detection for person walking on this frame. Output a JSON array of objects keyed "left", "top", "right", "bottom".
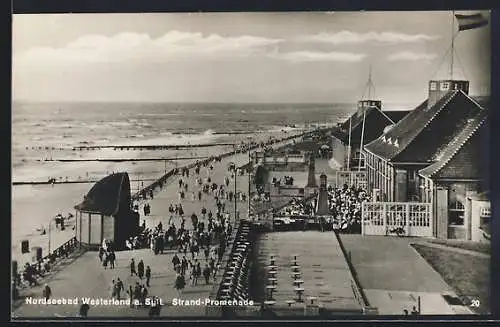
[
  {"left": 138, "top": 259, "right": 145, "bottom": 279},
  {"left": 78, "top": 303, "right": 90, "bottom": 317},
  {"left": 179, "top": 256, "right": 187, "bottom": 276},
  {"left": 172, "top": 254, "right": 180, "bottom": 271},
  {"left": 145, "top": 266, "right": 151, "bottom": 287},
  {"left": 110, "top": 279, "right": 116, "bottom": 299},
  {"left": 43, "top": 284, "right": 52, "bottom": 300},
  {"left": 148, "top": 297, "right": 161, "bottom": 317},
  {"left": 203, "top": 264, "right": 211, "bottom": 285},
  {"left": 98, "top": 246, "right": 104, "bottom": 263},
  {"left": 194, "top": 262, "right": 202, "bottom": 286},
  {"left": 174, "top": 273, "right": 186, "bottom": 296},
  {"left": 130, "top": 258, "right": 137, "bottom": 276},
  {"left": 108, "top": 251, "right": 116, "bottom": 269},
  {"left": 102, "top": 252, "right": 108, "bottom": 269},
  {"left": 115, "top": 278, "right": 124, "bottom": 300}
]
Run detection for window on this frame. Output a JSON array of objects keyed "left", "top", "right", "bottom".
[
  {"left": 441, "top": 82, "right": 450, "bottom": 90},
  {"left": 449, "top": 200, "right": 465, "bottom": 225},
  {"left": 480, "top": 207, "right": 491, "bottom": 217},
  {"left": 453, "top": 83, "right": 460, "bottom": 90},
  {"left": 430, "top": 82, "right": 437, "bottom": 90}
]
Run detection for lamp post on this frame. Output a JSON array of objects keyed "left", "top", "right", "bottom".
[
  {"left": 48, "top": 217, "right": 53, "bottom": 255},
  {"left": 234, "top": 166, "right": 237, "bottom": 223}
]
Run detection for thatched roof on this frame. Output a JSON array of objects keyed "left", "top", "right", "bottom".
[{"left": 74, "top": 172, "right": 131, "bottom": 216}]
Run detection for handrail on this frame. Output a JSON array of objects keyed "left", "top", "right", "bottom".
[{"left": 13, "top": 237, "right": 80, "bottom": 289}]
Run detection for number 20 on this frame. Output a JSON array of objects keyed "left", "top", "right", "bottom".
[{"left": 470, "top": 299, "right": 480, "bottom": 307}]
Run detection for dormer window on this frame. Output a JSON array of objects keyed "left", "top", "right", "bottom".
[
  {"left": 440, "top": 82, "right": 450, "bottom": 91},
  {"left": 394, "top": 139, "right": 399, "bottom": 147},
  {"left": 381, "top": 135, "right": 386, "bottom": 142},
  {"left": 387, "top": 137, "right": 392, "bottom": 145},
  {"left": 430, "top": 82, "right": 437, "bottom": 91}
]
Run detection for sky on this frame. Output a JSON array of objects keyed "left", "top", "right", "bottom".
[{"left": 12, "top": 11, "right": 491, "bottom": 106}]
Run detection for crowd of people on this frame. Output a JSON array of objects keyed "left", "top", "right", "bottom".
[
  {"left": 122, "top": 158, "right": 242, "bottom": 303},
  {"left": 276, "top": 197, "right": 314, "bottom": 217},
  {"left": 271, "top": 183, "right": 369, "bottom": 233},
  {"left": 271, "top": 175, "right": 294, "bottom": 187},
  {"left": 327, "top": 184, "right": 370, "bottom": 233}
]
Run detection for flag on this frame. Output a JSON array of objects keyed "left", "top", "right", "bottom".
[{"left": 455, "top": 13, "right": 488, "bottom": 31}]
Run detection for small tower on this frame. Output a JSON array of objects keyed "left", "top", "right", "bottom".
[
  {"left": 305, "top": 152, "right": 317, "bottom": 188},
  {"left": 427, "top": 79, "right": 469, "bottom": 108},
  {"left": 316, "top": 173, "right": 330, "bottom": 216},
  {"left": 356, "top": 99, "right": 382, "bottom": 118}
]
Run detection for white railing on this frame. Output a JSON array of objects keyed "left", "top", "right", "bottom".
[
  {"left": 361, "top": 202, "right": 432, "bottom": 237},
  {"left": 336, "top": 170, "right": 367, "bottom": 189}
]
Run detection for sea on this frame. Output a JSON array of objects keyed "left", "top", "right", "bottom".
[{"left": 11, "top": 101, "right": 354, "bottom": 258}]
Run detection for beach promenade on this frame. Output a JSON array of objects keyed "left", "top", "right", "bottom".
[{"left": 12, "top": 134, "right": 303, "bottom": 318}]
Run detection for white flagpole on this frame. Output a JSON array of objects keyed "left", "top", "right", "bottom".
[
  {"left": 358, "top": 107, "right": 366, "bottom": 172},
  {"left": 451, "top": 11, "right": 455, "bottom": 78},
  {"left": 347, "top": 117, "right": 352, "bottom": 170}
]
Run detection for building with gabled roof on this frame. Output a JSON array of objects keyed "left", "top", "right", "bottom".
[
  {"left": 418, "top": 108, "right": 489, "bottom": 239},
  {"left": 363, "top": 79, "right": 489, "bottom": 239},
  {"left": 330, "top": 98, "right": 410, "bottom": 169},
  {"left": 364, "top": 80, "right": 485, "bottom": 202},
  {"left": 74, "top": 172, "right": 139, "bottom": 249}
]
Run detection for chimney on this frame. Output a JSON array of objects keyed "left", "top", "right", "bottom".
[{"left": 428, "top": 80, "right": 469, "bottom": 108}]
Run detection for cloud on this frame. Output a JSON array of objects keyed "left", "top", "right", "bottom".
[
  {"left": 14, "top": 31, "right": 283, "bottom": 65},
  {"left": 269, "top": 50, "right": 366, "bottom": 63},
  {"left": 300, "top": 31, "right": 440, "bottom": 44},
  {"left": 387, "top": 51, "right": 438, "bottom": 61}
]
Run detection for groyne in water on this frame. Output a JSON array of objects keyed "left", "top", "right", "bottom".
[
  {"left": 71, "top": 143, "right": 236, "bottom": 151},
  {"left": 37, "top": 156, "right": 209, "bottom": 163}
]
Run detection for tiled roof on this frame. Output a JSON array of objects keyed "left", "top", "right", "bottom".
[
  {"left": 419, "top": 109, "right": 488, "bottom": 179},
  {"left": 74, "top": 172, "right": 131, "bottom": 215},
  {"left": 365, "top": 90, "right": 483, "bottom": 162}
]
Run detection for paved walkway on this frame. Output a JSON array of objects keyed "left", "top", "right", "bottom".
[
  {"left": 13, "top": 136, "right": 301, "bottom": 318},
  {"left": 338, "top": 235, "right": 473, "bottom": 315}
]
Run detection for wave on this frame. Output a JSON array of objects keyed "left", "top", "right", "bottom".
[{"left": 107, "top": 121, "right": 134, "bottom": 127}]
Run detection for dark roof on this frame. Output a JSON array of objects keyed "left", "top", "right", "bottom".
[
  {"left": 340, "top": 106, "right": 376, "bottom": 131},
  {"left": 74, "top": 172, "right": 131, "bottom": 215},
  {"left": 331, "top": 127, "right": 348, "bottom": 143},
  {"left": 384, "top": 110, "right": 411, "bottom": 123},
  {"left": 365, "top": 90, "right": 484, "bottom": 163},
  {"left": 335, "top": 105, "right": 397, "bottom": 147},
  {"left": 419, "top": 109, "right": 488, "bottom": 179}
]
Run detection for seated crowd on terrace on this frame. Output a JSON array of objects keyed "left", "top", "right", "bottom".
[
  {"left": 327, "top": 184, "right": 370, "bottom": 232},
  {"left": 274, "top": 184, "right": 370, "bottom": 233},
  {"left": 277, "top": 197, "right": 315, "bottom": 217}
]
